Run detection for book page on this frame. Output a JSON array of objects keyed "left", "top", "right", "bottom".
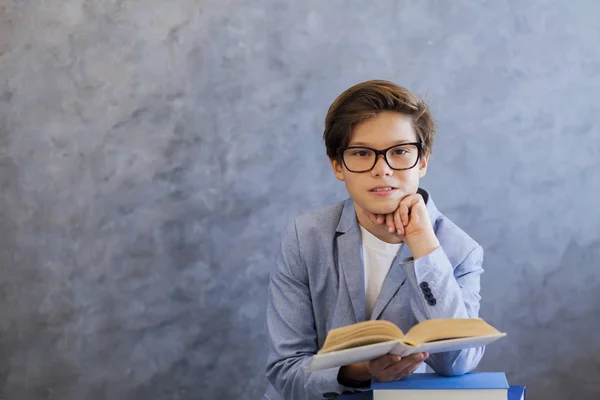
[
  {"left": 309, "top": 333, "right": 507, "bottom": 371},
  {"left": 318, "top": 320, "right": 405, "bottom": 354},
  {"left": 403, "top": 318, "right": 502, "bottom": 345}
]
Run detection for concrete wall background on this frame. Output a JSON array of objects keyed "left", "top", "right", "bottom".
[{"left": 1, "top": 1, "right": 599, "bottom": 399}]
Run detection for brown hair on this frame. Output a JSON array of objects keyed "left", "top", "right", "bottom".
[{"left": 323, "top": 80, "right": 436, "bottom": 160}]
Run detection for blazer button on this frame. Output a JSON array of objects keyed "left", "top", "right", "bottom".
[
  {"left": 424, "top": 292, "right": 434, "bottom": 300},
  {"left": 422, "top": 287, "right": 432, "bottom": 295},
  {"left": 419, "top": 282, "right": 429, "bottom": 290},
  {"left": 427, "top": 298, "right": 437, "bottom": 306}
]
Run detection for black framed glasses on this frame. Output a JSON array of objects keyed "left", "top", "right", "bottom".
[{"left": 338, "top": 142, "right": 422, "bottom": 173}]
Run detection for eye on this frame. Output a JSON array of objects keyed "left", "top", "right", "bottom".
[
  {"left": 392, "top": 149, "right": 407, "bottom": 155},
  {"left": 348, "top": 149, "right": 372, "bottom": 157}
]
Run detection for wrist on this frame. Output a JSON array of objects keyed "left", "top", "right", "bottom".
[{"left": 406, "top": 232, "right": 440, "bottom": 259}]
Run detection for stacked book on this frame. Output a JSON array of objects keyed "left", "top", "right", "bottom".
[{"left": 370, "top": 372, "right": 525, "bottom": 400}]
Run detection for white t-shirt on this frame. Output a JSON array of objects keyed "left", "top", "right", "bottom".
[
  {"left": 359, "top": 225, "right": 429, "bottom": 373},
  {"left": 359, "top": 225, "right": 402, "bottom": 319}
]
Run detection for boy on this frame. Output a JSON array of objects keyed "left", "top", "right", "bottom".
[{"left": 263, "top": 80, "right": 485, "bottom": 400}]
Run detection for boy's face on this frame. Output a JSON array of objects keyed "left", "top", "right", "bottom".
[{"left": 330, "top": 111, "right": 429, "bottom": 215}]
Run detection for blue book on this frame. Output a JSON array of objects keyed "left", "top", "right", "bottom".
[
  {"left": 338, "top": 385, "right": 526, "bottom": 399},
  {"left": 508, "top": 386, "right": 526, "bottom": 400},
  {"left": 371, "top": 372, "right": 509, "bottom": 400}
]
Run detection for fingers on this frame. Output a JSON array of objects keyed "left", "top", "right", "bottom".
[
  {"left": 393, "top": 208, "right": 404, "bottom": 236},
  {"left": 395, "top": 359, "right": 423, "bottom": 379},
  {"left": 382, "top": 360, "right": 419, "bottom": 382},
  {"left": 368, "top": 354, "right": 398, "bottom": 372},
  {"left": 362, "top": 192, "right": 426, "bottom": 234},
  {"left": 393, "top": 194, "right": 421, "bottom": 236},
  {"left": 362, "top": 209, "right": 379, "bottom": 225},
  {"left": 403, "top": 193, "right": 425, "bottom": 216},
  {"left": 362, "top": 208, "right": 389, "bottom": 225},
  {"left": 383, "top": 352, "right": 426, "bottom": 374},
  {"left": 401, "top": 201, "right": 411, "bottom": 227},
  {"left": 362, "top": 207, "right": 407, "bottom": 235},
  {"left": 386, "top": 214, "right": 395, "bottom": 233},
  {"left": 397, "top": 193, "right": 429, "bottom": 232},
  {"left": 371, "top": 353, "right": 429, "bottom": 382}
]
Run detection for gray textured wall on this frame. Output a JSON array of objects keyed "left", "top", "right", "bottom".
[{"left": 1, "top": 1, "right": 599, "bottom": 399}]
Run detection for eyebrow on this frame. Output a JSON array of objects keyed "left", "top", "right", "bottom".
[{"left": 349, "top": 140, "right": 414, "bottom": 147}]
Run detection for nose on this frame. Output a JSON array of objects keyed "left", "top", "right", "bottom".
[{"left": 371, "top": 154, "right": 393, "bottom": 177}]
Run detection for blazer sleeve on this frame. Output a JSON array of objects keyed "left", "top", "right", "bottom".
[
  {"left": 265, "top": 220, "right": 358, "bottom": 399},
  {"left": 401, "top": 245, "right": 485, "bottom": 376}
]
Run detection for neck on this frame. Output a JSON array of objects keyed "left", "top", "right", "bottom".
[{"left": 354, "top": 203, "right": 403, "bottom": 244}]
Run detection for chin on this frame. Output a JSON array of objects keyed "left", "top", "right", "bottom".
[{"left": 361, "top": 199, "right": 399, "bottom": 215}]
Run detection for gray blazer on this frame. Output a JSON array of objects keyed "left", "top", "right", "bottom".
[{"left": 263, "top": 189, "right": 485, "bottom": 400}]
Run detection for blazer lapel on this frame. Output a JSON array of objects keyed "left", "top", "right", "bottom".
[
  {"left": 370, "top": 238, "right": 412, "bottom": 320},
  {"left": 336, "top": 199, "right": 366, "bottom": 323}
]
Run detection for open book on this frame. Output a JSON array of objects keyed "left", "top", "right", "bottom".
[{"left": 309, "top": 318, "right": 506, "bottom": 372}]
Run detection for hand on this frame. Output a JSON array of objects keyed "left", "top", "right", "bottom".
[
  {"left": 363, "top": 193, "right": 440, "bottom": 259},
  {"left": 367, "top": 352, "right": 429, "bottom": 382},
  {"left": 338, "top": 353, "right": 429, "bottom": 385}
]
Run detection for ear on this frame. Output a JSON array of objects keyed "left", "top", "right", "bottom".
[
  {"left": 330, "top": 157, "right": 346, "bottom": 181},
  {"left": 418, "top": 153, "right": 430, "bottom": 179}
]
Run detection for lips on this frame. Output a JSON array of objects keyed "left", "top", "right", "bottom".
[
  {"left": 369, "top": 186, "right": 397, "bottom": 192},
  {"left": 368, "top": 186, "right": 398, "bottom": 197}
]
